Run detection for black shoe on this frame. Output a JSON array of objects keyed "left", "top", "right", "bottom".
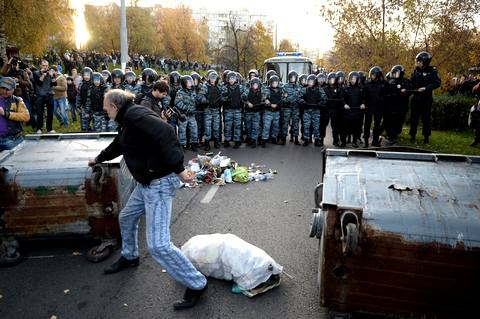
[
  {"left": 333, "top": 140, "right": 340, "bottom": 147},
  {"left": 409, "top": 136, "right": 415, "bottom": 143},
  {"left": 303, "top": 139, "right": 309, "bottom": 146},
  {"left": 423, "top": 137, "right": 429, "bottom": 144},
  {"left": 294, "top": 137, "right": 300, "bottom": 145},
  {"left": 223, "top": 141, "right": 230, "bottom": 148},
  {"left": 173, "top": 283, "right": 208, "bottom": 310},
  {"left": 314, "top": 139, "right": 322, "bottom": 147},
  {"left": 270, "top": 137, "right": 277, "bottom": 144},
  {"left": 347, "top": 136, "right": 351, "bottom": 144},
  {"left": 104, "top": 256, "right": 139, "bottom": 274},
  {"left": 352, "top": 141, "right": 359, "bottom": 148},
  {"left": 214, "top": 141, "right": 220, "bottom": 149},
  {"left": 363, "top": 141, "right": 369, "bottom": 148},
  {"left": 289, "top": 136, "right": 294, "bottom": 143},
  {"left": 182, "top": 145, "right": 188, "bottom": 151},
  {"left": 340, "top": 142, "right": 346, "bottom": 148},
  {"left": 279, "top": 137, "right": 286, "bottom": 145},
  {"left": 251, "top": 141, "right": 257, "bottom": 148},
  {"left": 246, "top": 138, "right": 252, "bottom": 146},
  {"left": 372, "top": 140, "right": 381, "bottom": 147},
  {"left": 233, "top": 141, "right": 241, "bottom": 149},
  {"left": 261, "top": 140, "right": 267, "bottom": 148},
  {"left": 204, "top": 140, "right": 210, "bottom": 151},
  {"left": 190, "top": 143, "right": 198, "bottom": 152}
]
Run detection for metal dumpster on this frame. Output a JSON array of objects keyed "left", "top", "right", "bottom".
[
  {"left": 309, "top": 149, "right": 480, "bottom": 318},
  {"left": 0, "top": 133, "right": 135, "bottom": 266}
]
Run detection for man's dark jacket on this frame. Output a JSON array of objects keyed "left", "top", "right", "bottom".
[{"left": 95, "top": 102, "right": 184, "bottom": 185}]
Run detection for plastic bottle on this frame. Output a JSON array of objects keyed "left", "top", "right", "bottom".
[{"left": 224, "top": 168, "right": 233, "bottom": 183}]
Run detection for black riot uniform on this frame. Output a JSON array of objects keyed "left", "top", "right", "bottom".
[
  {"left": 322, "top": 72, "right": 344, "bottom": 146},
  {"left": 342, "top": 72, "right": 365, "bottom": 147},
  {"left": 363, "top": 66, "right": 387, "bottom": 147},
  {"left": 409, "top": 51, "right": 441, "bottom": 143},
  {"left": 383, "top": 65, "right": 412, "bottom": 143}
]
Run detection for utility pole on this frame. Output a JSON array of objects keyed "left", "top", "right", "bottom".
[{"left": 120, "top": 0, "right": 128, "bottom": 71}]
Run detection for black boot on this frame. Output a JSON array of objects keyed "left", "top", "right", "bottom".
[
  {"left": 173, "top": 283, "right": 208, "bottom": 310},
  {"left": 270, "top": 137, "right": 277, "bottom": 144},
  {"left": 246, "top": 138, "right": 252, "bottom": 146},
  {"left": 261, "top": 139, "right": 267, "bottom": 148},
  {"left": 303, "top": 138, "right": 309, "bottom": 146},
  {"left": 223, "top": 141, "right": 230, "bottom": 148},
  {"left": 104, "top": 256, "right": 139, "bottom": 274},
  {"left": 204, "top": 140, "right": 210, "bottom": 151},
  {"left": 233, "top": 141, "right": 241, "bottom": 149},
  {"left": 289, "top": 135, "right": 294, "bottom": 143},
  {"left": 213, "top": 140, "right": 220, "bottom": 149},
  {"left": 333, "top": 139, "right": 340, "bottom": 147},
  {"left": 294, "top": 136, "right": 300, "bottom": 145},
  {"left": 251, "top": 140, "right": 257, "bottom": 148},
  {"left": 423, "top": 137, "right": 429, "bottom": 144},
  {"left": 279, "top": 136, "right": 286, "bottom": 145},
  {"left": 190, "top": 143, "right": 198, "bottom": 152},
  {"left": 314, "top": 139, "right": 322, "bottom": 147}
]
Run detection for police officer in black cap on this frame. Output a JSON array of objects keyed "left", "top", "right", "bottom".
[{"left": 409, "top": 51, "right": 441, "bottom": 143}]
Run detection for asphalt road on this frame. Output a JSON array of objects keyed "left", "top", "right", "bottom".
[{"left": 0, "top": 141, "right": 328, "bottom": 319}]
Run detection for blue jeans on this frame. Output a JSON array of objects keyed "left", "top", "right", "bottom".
[
  {"left": 245, "top": 112, "right": 261, "bottom": 140},
  {"left": 0, "top": 135, "right": 23, "bottom": 151},
  {"left": 54, "top": 96, "right": 69, "bottom": 127},
  {"left": 119, "top": 174, "right": 207, "bottom": 290}
]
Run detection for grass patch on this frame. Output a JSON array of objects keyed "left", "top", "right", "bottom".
[{"left": 397, "top": 127, "right": 480, "bottom": 155}]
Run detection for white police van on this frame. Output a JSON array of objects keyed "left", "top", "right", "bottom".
[{"left": 263, "top": 52, "right": 313, "bottom": 83}]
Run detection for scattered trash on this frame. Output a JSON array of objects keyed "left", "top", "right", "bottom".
[
  {"left": 388, "top": 184, "right": 412, "bottom": 192},
  {"left": 184, "top": 153, "right": 277, "bottom": 187},
  {"left": 63, "top": 289, "right": 70, "bottom": 294},
  {"left": 123, "top": 303, "right": 128, "bottom": 307},
  {"left": 161, "top": 269, "right": 166, "bottom": 273},
  {"left": 284, "top": 200, "right": 289, "bottom": 203},
  {"left": 182, "top": 233, "right": 283, "bottom": 298},
  {"left": 50, "top": 316, "right": 58, "bottom": 319},
  {"left": 72, "top": 251, "right": 82, "bottom": 256}
]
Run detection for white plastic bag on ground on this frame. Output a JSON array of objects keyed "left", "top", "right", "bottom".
[{"left": 181, "top": 233, "right": 283, "bottom": 291}]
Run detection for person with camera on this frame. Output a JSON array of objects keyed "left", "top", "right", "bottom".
[
  {"left": 33, "top": 59, "right": 55, "bottom": 133},
  {"left": 0, "top": 77, "right": 30, "bottom": 151},
  {"left": 89, "top": 89, "right": 208, "bottom": 310},
  {"left": 1, "top": 56, "right": 21, "bottom": 77}
]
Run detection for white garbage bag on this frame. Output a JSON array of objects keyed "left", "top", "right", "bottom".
[{"left": 181, "top": 233, "right": 283, "bottom": 291}]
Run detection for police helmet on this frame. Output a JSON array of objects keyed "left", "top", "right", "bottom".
[
  {"left": 250, "top": 77, "right": 261, "bottom": 90},
  {"left": 180, "top": 75, "right": 194, "bottom": 89},
  {"left": 81, "top": 67, "right": 93, "bottom": 78},
  {"left": 298, "top": 74, "right": 308, "bottom": 86},
  {"left": 336, "top": 71, "right": 345, "bottom": 83},
  {"left": 327, "top": 72, "right": 337, "bottom": 85},
  {"left": 248, "top": 69, "right": 259, "bottom": 79},
  {"left": 92, "top": 72, "right": 104, "bottom": 85},
  {"left": 265, "top": 70, "right": 277, "bottom": 82},
  {"left": 111, "top": 69, "right": 125, "bottom": 82},
  {"left": 141, "top": 68, "right": 158, "bottom": 83},
  {"left": 316, "top": 73, "right": 326, "bottom": 85},
  {"left": 125, "top": 71, "right": 136, "bottom": 83},
  {"left": 169, "top": 71, "right": 181, "bottom": 86},
  {"left": 288, "top": 71, "right": 299, "bottom": 83},
  {"left": 191, "top": 72, "right": 201, "bottom": 86},
  {"left": 416, "top": 51, "right": 432, "bottom": 67},
  {"left": 306, "top": 74, "right": 317, "bottom": 86},
  {"left": 358, "top": 71, "right": 367, "bottom": 85},
  {"left": 207, "top": 70, "right": 219, "bottom": 83},
  {"left": 222, "top": 70, "right": 231, "bottom": 83},
  {"left": 227, "top": 71, "right": 237, "bottom": 83},
  {"left": 268, "top": 75, "right": 280, "bottom": 87},
  {"left": 348, "top": 71, "right": 360, "bottom": 85},
  {"left": 101, "top": 70, "right": 111, "bottom": 82},
  {"left": 369, "top": 66, "right": 383, "bottom": 80},
  {"left": 391, "top": 65, "right": 405, "bottom": 79}
]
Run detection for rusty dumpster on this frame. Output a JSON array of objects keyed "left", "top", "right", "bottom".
[
  {"left": 309, "top": 149, "right": 480, "bottom": 318},
  {"left": 0, "top": 133, "right": 135, "bottom": 266}
]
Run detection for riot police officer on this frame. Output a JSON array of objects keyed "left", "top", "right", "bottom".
[
  {"left": 124, "top": 71, "right": 139, "bottom": 95},
  {"left": 409, "top": 51, "right": 441, "bottom": 143},
  {"left": 175, "top": 75, "right": 199, "bottom": 152},
  {"left": 342, "top": 71, "right": 365, "bottom": 147},
  {"left": 281, "top": 71, "right": 301, "bottom": 145},
  {"left": 111, "top": 69, "right": 125, "bottom": 90},
  {"left": 135, "top": 68, "right": 158, "bottom": 104},
  {"left": 222, "top": 71, "right": 247, "bottom": 148},
  {"left": 322, "top": 72, "right": 344, "bottom": 146},
  {"left": 262, "top": 75, "right": 284, "bottom": 147},
  {"left": 299, "top": 74, "right": 327, "bottom": 146},
  {"left": 202, "top": 71, "right": 223, "bottom": 150},
  {"left": 243, "top": 77, "right": 265, "bottom": 148},
  {"left": 76, "top": 67, "right": 93, "bottom": 132},
  {"left": 363, "top": 66, "right": 386, "bottom": 147}
]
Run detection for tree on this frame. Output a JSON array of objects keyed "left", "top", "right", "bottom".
[
  {"left": 156, "top": 6, "right": 207, "bottom": 61},
  {"left": 1, "top": 0, "right": 73, "bottom": 56},
  {"left": 278, "top": 39, "right": 295, "bottom": 52},
  {"left": 321, "top": 0, "right": 480, "bottom": 82}
]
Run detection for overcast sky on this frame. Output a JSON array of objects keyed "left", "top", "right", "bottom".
[{"left": 84, "top": 0, "right": 334, "bottom": 54}]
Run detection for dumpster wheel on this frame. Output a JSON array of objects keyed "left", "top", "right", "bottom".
[
  {"left": 86, "top": 240, "right": 116, "bottom": 263},
  {"left": 0, "top": 238, "right": 22, "bottom": 267}
]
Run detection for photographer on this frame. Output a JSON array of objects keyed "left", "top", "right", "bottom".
[
  {"left": 33, "top": 59, "right": 55, "bottom": 133},
  {"left": 1, "top": 56, "right": 21, "bottom": 77},
  {"left": 89, "top": 89, "right": 207, "bottom": 310}
]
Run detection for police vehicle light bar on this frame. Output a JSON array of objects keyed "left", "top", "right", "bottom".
[{"left": 276, "top": 52, "right": 302, "bottom": 57}]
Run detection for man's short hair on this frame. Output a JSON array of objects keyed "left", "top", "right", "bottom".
[
  {"left": 152, "top": 80, "right": 169, "bottom": 93},
  {"left": 105, "top": 89, "right": 135, "bottom": 109}
]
